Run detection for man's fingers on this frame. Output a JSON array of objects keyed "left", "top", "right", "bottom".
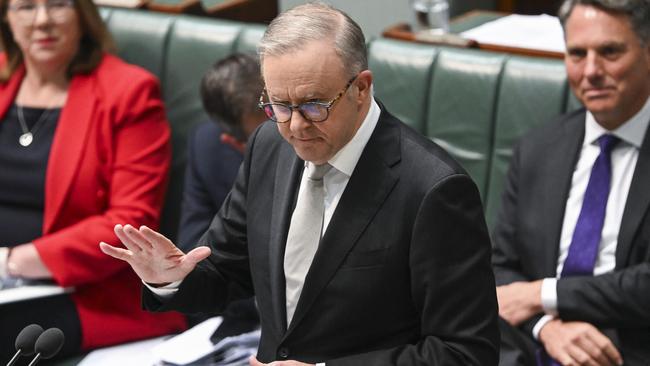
[
  {"left": 100, "top": 242, "right": 131, "bottom": 261},
  {"left": 123, "top": 224, "right": 154, "bottom": 251},
  {"left": 586, "top": 331, "right": 623, "bottom": 366},
  {"left": 139, "top": 225, "right": 175, "bottom": 250},
  {"left": 184, "top": 246, "right": 211, "bottom": 266},
  {"left": 114, "top": 224, "right": 147, "bottom": 252}
]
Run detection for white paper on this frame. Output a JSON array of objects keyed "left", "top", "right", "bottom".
[
  {"left": 461, "top": 14, "right": 566, "bottom": 53},
  {"left": 0, "top": 284, "right": 72, "bottom": 304},
  {"left": 152, "top": 316, "right": 224, "bottom": 365},
  {"left": 77, "top": 336, "right": 168, "bottom": 366}
]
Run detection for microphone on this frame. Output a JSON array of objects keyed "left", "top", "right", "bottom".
[
  {"left": 6, "top": 324, "right": 44, "bottom": 366},
  {"left": 27, "top": 328, "right": 65, "bottom": 366}
]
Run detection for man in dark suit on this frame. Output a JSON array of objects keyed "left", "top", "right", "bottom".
[
  {"left": 101, "top": 3, "right": 499, "bottom": 365},
  {"left": 492, "top": 0, "right": 650, "bottom": 365}
]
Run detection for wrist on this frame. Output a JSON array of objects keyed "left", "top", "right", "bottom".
[{"left": 538, "top": 318, "right": 560, "bottom": 345}]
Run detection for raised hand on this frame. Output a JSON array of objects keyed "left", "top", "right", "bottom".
[{"left": 100, "top": 224, "right": 211, "bottom": 285}]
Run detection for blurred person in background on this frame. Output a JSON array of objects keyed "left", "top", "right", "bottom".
[
  {"left": 178, "top": 52, "right": 266, "bottom": 339},
  {"left": 0, "top": 0, "right": 185, "bottom": 360}
]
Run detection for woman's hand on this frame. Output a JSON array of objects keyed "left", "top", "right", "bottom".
[
  {"left": 100, "top": 224, "right": 211, "bottom": 285},
  {"left": 7, "top": 243, "right": 53, "bottom": 279}
]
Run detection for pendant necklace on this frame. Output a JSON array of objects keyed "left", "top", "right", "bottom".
[{"left": 16, "top": 105, "right": 52, "bottom": 147}]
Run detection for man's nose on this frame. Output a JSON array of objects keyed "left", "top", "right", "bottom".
[
  {"left": 584, "top": 51, "right": 605, "bottom": 80},
  {"left": 289, "top": 109, "right": 312, "bottom": 134}
]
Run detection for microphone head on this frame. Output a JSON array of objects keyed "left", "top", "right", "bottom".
[
  {"left": 34, "top": 328, "right": 65, "bottom": 359},
  {"left": 15, "top": 324, "right": 44, "bottom": 356}
]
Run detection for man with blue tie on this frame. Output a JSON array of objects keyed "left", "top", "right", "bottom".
[{"left": 492, "top": 0, "right": 650, "bottom": 365}]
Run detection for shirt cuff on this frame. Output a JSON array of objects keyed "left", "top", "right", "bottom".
[
  {"left": 142, "top": 279, "right": 182, "bottom": 299},
  {"left": 532, "top": 314, "right": 555, "bottom": 340},
  {"left": 541, "top": 277, "right": 558, "bottom": 315},
  {"left": 316, "top": 363, "right": 326, "bottom": 366}
]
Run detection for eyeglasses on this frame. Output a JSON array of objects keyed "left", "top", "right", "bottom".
[
  {"left": 7, "top": 0, "right": 75, "bottom": 25},
  {"left": 258, "top": 75, "right": 357, "bottom": 123}
]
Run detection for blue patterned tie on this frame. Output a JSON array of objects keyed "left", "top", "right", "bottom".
[
  {"left": 539, "top": 134, "right": 619, "bottom": 366},
  {"left": 562, "top": 134, "right": 619, "bottom": 277}
]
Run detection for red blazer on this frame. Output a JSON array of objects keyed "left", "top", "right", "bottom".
[{"left": 0, "top": 54, "right": 186, "bottom": 349}]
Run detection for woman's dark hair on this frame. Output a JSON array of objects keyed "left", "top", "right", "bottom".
[{"left": 0, "top": 0, "right": 115, "bottom": 82}]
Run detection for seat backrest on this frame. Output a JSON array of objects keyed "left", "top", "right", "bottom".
[
  {"left": 368, "top": 38, "right": 580, "bottom": 227},
  {"left": 103, "top": 8, "right": 264, "bottom": 240}
]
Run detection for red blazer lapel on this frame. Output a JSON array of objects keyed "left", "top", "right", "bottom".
[
  {"left": 43, "top": 73, "right": 96, "bottom": 233},
  {"left": 0, "top": 66, "right": 25, "bottom": 120}
]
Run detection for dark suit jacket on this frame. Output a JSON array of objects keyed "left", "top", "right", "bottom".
[
  {"left": 492, "top": 109, "right": 650, "bottom": 364},
  {"left": 145, "top": 107, "right": 499, "bottom": 365},
  {"left": 178, "top": 121, "right": 243, "bottom": 251}
]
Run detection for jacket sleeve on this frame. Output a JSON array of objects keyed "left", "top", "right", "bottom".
[
  {"left": 328, "top": 174, "right": 500, "bottom": 366},
  {"left": 557, "top": 260, "right": 650, "bottom": 328},
  {"left": 33, "top": 70, "right": 171, "bottom": 288}
]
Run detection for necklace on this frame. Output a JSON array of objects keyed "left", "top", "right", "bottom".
[{"left": 16, "top": 105, "right": 52, "bottom": 147}]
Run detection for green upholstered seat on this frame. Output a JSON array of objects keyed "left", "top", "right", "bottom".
[
  {"left": 484, "top": 56, "right": 568, "bottom": 227},
  {"left": 234, "top": 24, "right": 265, "bottom": 54},
  {"left": 426, "top": 47, "right": 505, "bottom": 200},
  {"left": 369, "top": 39, "right": 438, "bottom": 132},
  {"left": 105, "top": 9, "right": 174, "bottom": 79}
]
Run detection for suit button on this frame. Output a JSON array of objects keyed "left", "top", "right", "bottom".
[{"left": 278, "top": 347, "right": 289, "bottom": 359}]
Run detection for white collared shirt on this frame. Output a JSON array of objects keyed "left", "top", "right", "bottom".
[{"left": 534, "top": 96, "right": 650, "bottom": 338}]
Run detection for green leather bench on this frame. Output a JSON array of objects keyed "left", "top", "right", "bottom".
[{"left": 49, "top": 7, "right": 581, "bottom": 365}]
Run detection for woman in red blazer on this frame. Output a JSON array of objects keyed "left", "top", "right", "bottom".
[{"left": 0, "top": 0, "right": 185, "bottom": 359}]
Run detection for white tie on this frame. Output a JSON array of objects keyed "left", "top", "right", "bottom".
[{"left": 284, "top": 163, "right": 331, "bottom": 325}]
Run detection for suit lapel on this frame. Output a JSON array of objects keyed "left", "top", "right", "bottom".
[
  {"left": 284, "top": 110, "right": 401, "bottom": 337},
  {"left": 616, "top": 121, "right": 650, "bottom": 268},
  {"left": 44, "top": 73, "right": 96, "bottom": 233},
  {"left": 268, "top": 145, "right": 303, "bottom": 333},
  {"left": 539, "top": 112, "right": 585, "bottom": 275}
]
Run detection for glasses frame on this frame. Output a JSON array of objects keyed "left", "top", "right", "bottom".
[
  {"left": 258, "top": 75, "right": 358, "bottom": 123},
  {"left": 7, "top": 0, "right": 75, "bottom": 25}
]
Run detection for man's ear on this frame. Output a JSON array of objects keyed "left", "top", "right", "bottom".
[{"left": 354, "top": 69, "right": 373, "bottom": 104}]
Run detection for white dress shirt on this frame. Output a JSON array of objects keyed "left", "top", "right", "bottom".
[{"left": 533, "top": 97, "right": 650, "bottom": 339}]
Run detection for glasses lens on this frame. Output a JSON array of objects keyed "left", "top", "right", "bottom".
[
  {"left": 269, "top": 104, "right": 292, "bottom": 123},
  {"left": 300, "top": 103, "right": 328, "bottom": 122}
]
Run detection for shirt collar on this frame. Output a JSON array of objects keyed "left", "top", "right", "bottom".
[
  {"left": 584, "top": 96, "right": 650, "bottom": 149},
  {"left": 307, "top": 97, "right": 380, "bottom": 177}
]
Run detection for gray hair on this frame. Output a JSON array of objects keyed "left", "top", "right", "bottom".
[
  {"left": 258, "top": 2, "right": 367, "bottom": 79},
  {"left": 558, "top": 0, "right": 650, "bottom": 44}
]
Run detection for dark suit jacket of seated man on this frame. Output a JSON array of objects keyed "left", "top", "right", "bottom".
[
  {"left": 492, "top": 0, "right": 650, "bottom": 365},
  {"left": 101, "top": 3, "right": 500, "bottom": 365}
]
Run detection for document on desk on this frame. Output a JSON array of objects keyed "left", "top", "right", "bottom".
[
  {"left": 461, "top": 14, "right": 566, "bottom": 53},
  {"left": 0, "top": 278, "right": 72, "bottom": 305}
]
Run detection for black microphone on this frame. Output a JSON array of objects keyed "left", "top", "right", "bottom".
[
  {"left": 27, "top": 328, "right": 65, "bottom": 366},
  {"left": 6, "top": 324, "right": 44, "bottom": 366}
]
